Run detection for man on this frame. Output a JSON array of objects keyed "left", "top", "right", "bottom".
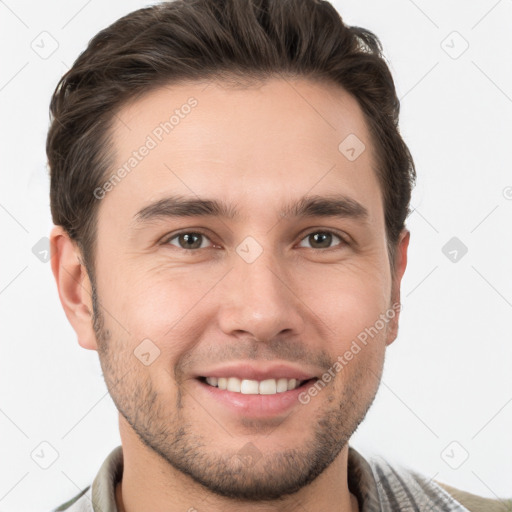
[{"left": 47, "top": 0, "right": 510, "bottom": 511}]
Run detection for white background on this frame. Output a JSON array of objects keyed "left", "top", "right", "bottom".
[{"left": 0, "top": 0, "right": 511, "bottom": 510}]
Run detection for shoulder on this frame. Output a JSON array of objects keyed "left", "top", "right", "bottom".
[
  {"left": 435, "top": 481, "right": 512, "bottom": 512},
  {"left": 51, "top": 445, "right": 123, "bottom": 512},
  {"left": 363, "top": 452, "right": 510, "bottom": 512}
]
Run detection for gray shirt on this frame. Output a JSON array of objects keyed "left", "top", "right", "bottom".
[{"left": 51, "top": 445, "right": 508, "bottom": 512}]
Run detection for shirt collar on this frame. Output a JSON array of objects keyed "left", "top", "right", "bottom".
[
  {"left": 347, "top": 445, "right": 382, "bottom": 512},
  {"left": 90, "top": 444, "right": 381, "bottom": 512}
]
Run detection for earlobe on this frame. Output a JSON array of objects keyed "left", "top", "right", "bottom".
[
  {"left": 50, "top": 226, "right": 98, "bottom": 350},
  {"left": 385, "top": 228, "right": 410, "bottom": 346}
]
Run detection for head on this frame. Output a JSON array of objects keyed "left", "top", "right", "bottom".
[{"left": 49, "top": 0, "right": 414, "bottom": 502}]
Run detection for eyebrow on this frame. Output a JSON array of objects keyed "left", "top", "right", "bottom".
[{"left": 132, "top": 194, "right": 369, "bottom": 225}]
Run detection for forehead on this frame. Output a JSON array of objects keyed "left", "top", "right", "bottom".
[{"left": 103, "top": 77, "right": 382, "bottom": 226}]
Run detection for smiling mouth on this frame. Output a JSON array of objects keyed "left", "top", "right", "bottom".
[{"left": 197, "top": 376, "right": 318, "bottom": 395}]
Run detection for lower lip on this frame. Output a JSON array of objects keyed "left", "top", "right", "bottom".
[{"left": 194, "top": 378, "right": 317, "bottom": 417}]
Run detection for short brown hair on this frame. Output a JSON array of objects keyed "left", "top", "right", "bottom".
[{"left": 47, "top": 0, "right": 415, "bottom": 281}]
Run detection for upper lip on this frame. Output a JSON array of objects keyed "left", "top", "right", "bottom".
[{"left": 195, "top": 362, "right": 319, "bottom": 381}]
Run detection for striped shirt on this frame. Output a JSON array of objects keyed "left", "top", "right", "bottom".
[{"left": 52, "top": 445, "right": 510, "bottom": 511}]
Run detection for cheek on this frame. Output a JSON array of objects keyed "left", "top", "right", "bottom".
[
  {"left": 299, "top": 258, "right": 392, "bottom": 343},
  {"left": 108, "top": 264, "right": 220, "bottom": 350},
  {"left": 97, "top": 243, "right": 391, "bottom": 356}
]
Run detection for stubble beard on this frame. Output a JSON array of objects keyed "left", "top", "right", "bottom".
[{"left": 91, "top": 281, "right": 382, "bottom": 502}]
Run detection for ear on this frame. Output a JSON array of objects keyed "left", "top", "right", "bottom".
[
  {"left": 385, "top": 228, "right": 410, "bottom": 346},
  {"left": 50, "top": 225, "right": 98, "bottom": 350}
]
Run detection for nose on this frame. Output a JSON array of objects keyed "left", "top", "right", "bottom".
[{"left": 216, "top": 246, "right": 306, "bottom": 343}]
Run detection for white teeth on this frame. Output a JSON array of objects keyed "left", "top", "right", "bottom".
[
  {"left": 204, "top": 377, "right": 305, "bottom": 394},
  {"left": 227, "top": 377, "right": 241, "bottom": 392},
  {"left": 259, "top": 379, "right": 277, "bottom": 394},
  {"left": 241, "top": 379, "right": 259, "bottom": 394},
  {"left": 276, "top": 378, "right": 288, "bottom": 393},
  {"left": 206, "top": 377, "right": 218, "bottom": 387}
]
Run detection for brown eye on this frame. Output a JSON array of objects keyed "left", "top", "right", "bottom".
[
  {"left": 298, "top": 231, "right": 345, "bottom": 250},
  {"left": 166, "top": 232, "right": 210, "bottom": 250}
]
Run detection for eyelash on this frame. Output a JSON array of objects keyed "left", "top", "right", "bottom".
[{"left": 162, "top": 229, "right": 350, "bottom": 252}]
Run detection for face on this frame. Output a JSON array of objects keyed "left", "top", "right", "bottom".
[{"left": 87, "top": 77, "right": 408, "bottom": 500}]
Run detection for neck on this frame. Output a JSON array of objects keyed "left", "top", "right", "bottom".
[{"left": 116, "top": 415, "right": 359, "bottom": 512}]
